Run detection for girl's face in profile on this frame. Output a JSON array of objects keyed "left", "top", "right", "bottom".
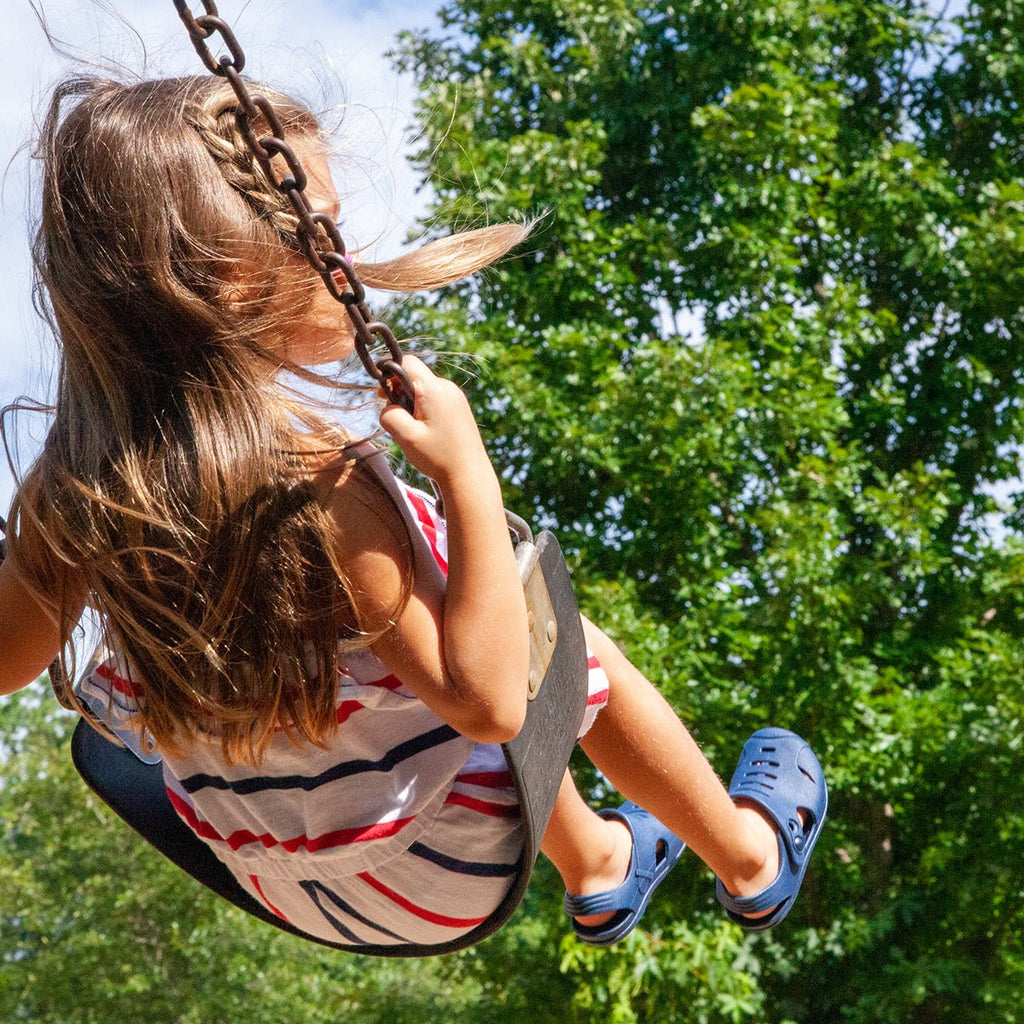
[{"left": 272, "top": 140, "right": 356, "bottom": 368}]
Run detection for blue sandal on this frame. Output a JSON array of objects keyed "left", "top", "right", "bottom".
[
  {"left": 716, "top": 727, "right": 828, "bottom": 930},
  {"left": 563, "top": 800, "right": 686, "bottom": 946}
]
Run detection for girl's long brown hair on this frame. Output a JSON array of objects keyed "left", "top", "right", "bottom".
[{"left": 4, "top": 74, "right": 527, "bottom": 764}]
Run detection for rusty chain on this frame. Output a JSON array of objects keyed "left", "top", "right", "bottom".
[{"left": 171, "top": 0, "right": 414, "bottom": 412}]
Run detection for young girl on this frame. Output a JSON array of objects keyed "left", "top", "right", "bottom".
[{"left": 0, "top": 74, "right": 826, "bottom": 950}]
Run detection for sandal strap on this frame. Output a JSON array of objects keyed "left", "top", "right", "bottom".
[
  {"left": 562, "top": 800, "right": 686, "bottom": 944},
  {"left": 564, "top": 887, "right": 629, "bottom": 918},
  {"left": 728, "top": 728, "right": 826, "bottom": 872}
]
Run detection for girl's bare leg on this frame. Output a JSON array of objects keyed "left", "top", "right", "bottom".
[
  {"left": 541, "top": 617, "right": 782, "bottom": 916},
  {"left": 540, "top": 772, "right": 633, "bottom": 925}
]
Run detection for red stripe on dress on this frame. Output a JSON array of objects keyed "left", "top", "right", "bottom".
[
  {"left": 167, "top": 789, "right": 229, "bottom": 843},
  {"left": 356, "top": 872, "right": 488, "bottom": 928},
  {"left": 95, "top": 662, "right": 144, "bottom": 698},
  {"left": 167, "top": 789, "right": 415, "bottom": 853},
  {"left": 444, "top": 791, "right": 519, "bottom": 818},
  {"left": 336, "top": 700, "right": 365, "bottom": 725},
  {"left": 586, "top": 688, "right": 609, "bottom": 707},
  {"left": 249, "top": 874, "right": 291, "bottom": 922},
  {"left": 587, "top": 655, "right": 601, "bottom": 671},
  {"left": 454, "top": 770, "right": 514, "bottom": 789},
  {"left": 405, "top": 490, "right": 449, "bottom": 574}
]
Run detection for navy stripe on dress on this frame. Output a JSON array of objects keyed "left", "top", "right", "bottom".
[
  {"left": 408, "top": 841, "right": 521, "bottom": 878},
  {"left": 179, "top": 725, "right": 461, "bottom": 794},
  {"left": 299, "top": 880, "right": 409, "bottom": 944}
]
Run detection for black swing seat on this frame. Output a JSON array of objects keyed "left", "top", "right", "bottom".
[{"left": 70, "top": 528, "right": 589, "bottom": 957}]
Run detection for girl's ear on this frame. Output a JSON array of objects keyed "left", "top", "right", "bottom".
[
  {"left": 215, "top": 254, "right": 279, "bottom": 314},
  {"left": 219, "top": 274, "right": 260, "bottom": 310}
]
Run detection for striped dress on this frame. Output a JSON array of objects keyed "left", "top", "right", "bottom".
[{"left": 77, "top": 458, "right": 610, "bottom": 949}]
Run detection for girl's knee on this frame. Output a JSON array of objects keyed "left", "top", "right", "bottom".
[{"left": 580, "top": 616, "right": 637, "bottom": 679}]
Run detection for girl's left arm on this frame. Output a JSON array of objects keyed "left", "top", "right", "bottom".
[{"left": 0, "top": 532, "right": 85, "bottom": 696}]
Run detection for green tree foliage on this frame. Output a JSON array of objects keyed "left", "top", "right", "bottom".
[
  {"left": 5, "top": 2, "right": 1024, "bottom": 1021},
  {"left": 389, "top": 1, "right": 1024, "bottom": 1020}
]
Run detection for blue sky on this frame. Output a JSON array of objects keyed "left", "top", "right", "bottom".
[{"left": 0, "top": 0, "right": 438, "bottom": 515}]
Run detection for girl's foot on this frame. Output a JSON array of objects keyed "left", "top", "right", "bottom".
[
  {"left": 563, "top": 801, "right": 687, "bottom": 945},
  {"left": 566, "top": 818, "right": 633, "bottom": 927},
  {"left": 718, "top": 802, "right": 786, "bottom": 912},
  {"left": 715, "top": 728, "right": 828, "bottom": 930}
]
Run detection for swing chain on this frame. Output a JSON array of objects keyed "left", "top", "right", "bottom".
[{"left": 171, "top": 0, "right": 413, "bottom": 412}]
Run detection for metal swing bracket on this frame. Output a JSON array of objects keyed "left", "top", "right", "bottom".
[{"left": 507, "top": 510, "right": 559, "bottom": 701}]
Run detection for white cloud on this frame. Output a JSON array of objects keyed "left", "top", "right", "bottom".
[{"left": 0, "top": 0, "right": 436, "bottom": 515}]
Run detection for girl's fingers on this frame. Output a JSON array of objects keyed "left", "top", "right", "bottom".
[
  {"left": 392, "top": 354, "right": 432, "bottom": 387},
  {"left": 378, "top": 356, "right": 432, "bottom": 415},
  {"left": 379, "top": 393, "right": 419, "bottom": 437}
]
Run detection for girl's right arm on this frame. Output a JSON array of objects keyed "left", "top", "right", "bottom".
[{"left": 329, "top": 356, "right": 531, "bottom": 744}]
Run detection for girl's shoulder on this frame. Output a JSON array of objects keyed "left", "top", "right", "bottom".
[
  {"left": 315, "top": 444, "right": 422, "bottom": 637},
  {"left": 314, "top": 442, "right": 410, "bottom": 549}
]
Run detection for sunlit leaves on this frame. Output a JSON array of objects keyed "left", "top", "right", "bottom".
[{"left": 395, "top": 1, "right": 1024, "bottom": 1020}]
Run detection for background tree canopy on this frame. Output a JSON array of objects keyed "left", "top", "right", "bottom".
[{"left": 3, "top": 1, "right": 1023, "bottom": 1021}]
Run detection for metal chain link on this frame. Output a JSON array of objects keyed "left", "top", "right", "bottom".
[{"left": 171, "top": 0, "right": 413, "bottom": 412}]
